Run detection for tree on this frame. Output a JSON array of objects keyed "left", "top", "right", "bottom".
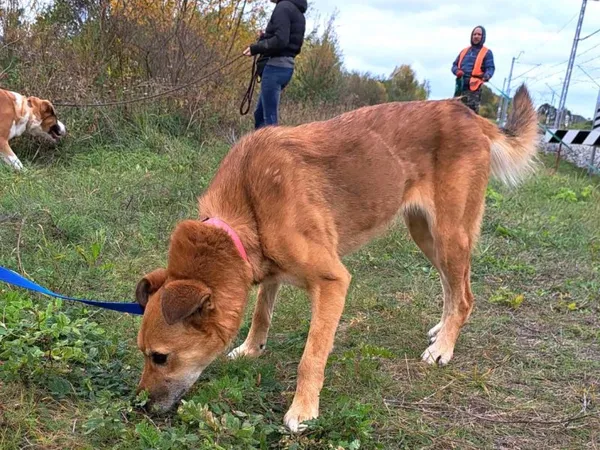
[
  {"left": 342, "top": 71, "right": 387, "bottom": 107},
  {"left": 286, "top": 14, "right": 344, "bottom": 103},
  {"left": 385, "top": 65, "right": 429, "bottom": 102},
  {"left": 479, "top": 85, "right": 500, "bottom": 119}
]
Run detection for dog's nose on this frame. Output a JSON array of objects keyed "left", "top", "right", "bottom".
[
  {"left": 138, "top": 400, "right": 152, "bottom": 413},
  {"left": 135, "top": 387, "right": 153, "bottom": 412},
  {"left": 57, "top": 121, "right": 67, "bottom": 136}
]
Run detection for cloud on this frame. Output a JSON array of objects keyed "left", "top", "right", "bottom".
[{"left": 305, "top": 0, "right": 600, "bottom": 118}]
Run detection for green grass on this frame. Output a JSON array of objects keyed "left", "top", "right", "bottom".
[{"left": 1, "top": 117, "right": 599, "bottom": 449}]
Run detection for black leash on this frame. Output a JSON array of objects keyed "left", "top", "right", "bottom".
[
  {"left": 240, "top": 55, "right": 259, "bottom": 116},
  {"left": 54, "top": 55, "right": 246, "bottom": 108}
]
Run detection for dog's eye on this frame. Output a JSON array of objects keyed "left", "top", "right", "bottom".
[{"left": 151, "top": 352, "right": 168, "bottom": 365}]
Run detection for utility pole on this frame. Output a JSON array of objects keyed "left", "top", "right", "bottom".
[
  {"left": 496, "top": 77, "right": 507, "bottom": 122},
  {"left": 546, "top": 83, "right": 557, "bottom": 108},
  {"left": 545, "top": 83, "right": 558, "bottom": 124},
  {"left": 554, "top": 0, "right": 599, "bottom": 128},
  {"left": 594, "top": 89, "right": 600, "bottom": 129},
  {"left": 500, "top": 51, "right": 524, "bottom": 125}
]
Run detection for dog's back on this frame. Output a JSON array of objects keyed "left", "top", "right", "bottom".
[{"left": 201, "top": 85, "right": 538, "bottom": 256}]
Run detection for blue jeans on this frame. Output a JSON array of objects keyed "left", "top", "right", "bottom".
[{"left": 254, "top": 65, "right": 294, "bottom": 129}]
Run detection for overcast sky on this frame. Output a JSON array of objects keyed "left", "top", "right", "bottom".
[{"left": 304, "top": 0, "right": 600, "bottom": 119}]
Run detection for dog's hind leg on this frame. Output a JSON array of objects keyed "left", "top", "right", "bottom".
[
  {"left": 419, "top": 173, "right": 485, "bottom": 366},
  {"left": 420, "top": 225, "right": 474, "bottom": 366},
  {"left": 404, "top": 209, "right": 446, "bottom": 340},
  {"left": 228, "top": 281, "right": 280, "bottom": 359}
]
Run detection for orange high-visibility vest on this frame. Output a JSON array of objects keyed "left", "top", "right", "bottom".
[{"left": 458, "top": 46, "right": 489, "bottom": 91}]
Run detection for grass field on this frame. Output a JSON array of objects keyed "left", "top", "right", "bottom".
[{"left": 0, "top": 115, "right": 599, "bottom": 449}]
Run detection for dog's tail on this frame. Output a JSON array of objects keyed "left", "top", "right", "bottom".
[{"left": 486, "top": 84, "right": 540, "bottom": 187}]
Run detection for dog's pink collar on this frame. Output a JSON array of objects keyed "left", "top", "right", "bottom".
[{"left": 203, "top": 218, "right": 249, "bottom": 262}]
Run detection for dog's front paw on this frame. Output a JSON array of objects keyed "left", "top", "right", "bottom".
[
  {"left": 8, "top": 156, "right": 23, "bottom": 171},
  {"left": 227, "top": 341, "right": 265, "bottom": 359},
  {"left": 284, "top": 401, "right": 319, "bottom": 433},
  {"left": 421, "top": 339, "right": 454, "bottom": 366},
  {"left": 427, "top": 321, "right": 444, "bottom": 343}
]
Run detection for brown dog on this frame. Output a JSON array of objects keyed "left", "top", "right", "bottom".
[
  {"left": 0, "top": 88, "right": 66, "bottom": 170},
  {"left": 135, "top": 85, "right": 538, "bottom": 432}
]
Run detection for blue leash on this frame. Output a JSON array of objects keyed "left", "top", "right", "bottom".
[
  {"left": 487, "top": 81, "right": 510, "bottom": 100},
  {"left": 0, "top": 266, "right": 143, "bottom": 315}
]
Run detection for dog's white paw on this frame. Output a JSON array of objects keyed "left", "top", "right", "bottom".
[
  {"left": 7, "top": 155, "right": 23, "bottom": 171},
  {"left": 227, "top": 341, "right": 264, "bottom": 359},
  {"left": 427, "top": 321, "right": 444, "bottom": 342},
  {"left": 421, "top": 340, "right": 454, "bottom": 366},
  {"left": 284, "top": 403, "right": 318, "bottom": 433}
]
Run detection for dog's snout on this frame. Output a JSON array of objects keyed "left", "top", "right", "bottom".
[
  {"left": 57, "top": 120, "right": 67, "bottom": 135},
  {"left": 50, "top": 121, "right": 66, "bottom": 138},
  {"left": 136, "top": 399, "right": 151, "bottom": 413}
]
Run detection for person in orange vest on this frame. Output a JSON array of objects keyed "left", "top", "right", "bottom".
[{"left": 452, "top": 26, "right": 495, "bottom": 114}]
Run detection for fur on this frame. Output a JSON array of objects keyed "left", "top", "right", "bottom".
[
  {"left": 0, "top": 88, "right": 66, "bottom": 170},
  {"left": 135, "top": 84, "right": 539, "bottom": 432}
]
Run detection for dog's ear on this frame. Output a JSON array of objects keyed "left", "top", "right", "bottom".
[
  {"left": 27, "top": 97, "right": 39, "bottom": 109},
  {"left": 41, "top": 100, "right": 56, "bottom": 118},
  {"left": 160, "top": 280, "right": 212, "bottom": 325},
  {"left": 136, "top": 268, "right": 168, "bottom": 310}
]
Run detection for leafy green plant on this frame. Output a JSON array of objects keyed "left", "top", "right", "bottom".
[
  {"left": 300, "top": 396, "right": 379, "bottom": 449},
  {"left": 580, "top": 185, "right": 595, "bottom": 200},
  {"left": 551, "top": 185, "right": 597, "bottom": 203},
  {"left": 178, "top": 401, "right": 276, "bottom": 449},
  {"left": 76, "top": 228, "right": 107, "bottom": 267},
  {"left": 485, "top": 187, "right": 504, "bottom": 206},
  {"left": 494, "top": 224, "right": 519, "bottom": 239},
  {"left": 553, "top": 187, "right": 578, "bottom": 202},
  {"left": 489, "top": 288, "right": 525, "bottom": 309},
  {"left": 0, "top": 291, "right": 132, "bottom": 398}
]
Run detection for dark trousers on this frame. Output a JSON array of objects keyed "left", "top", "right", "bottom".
[
  {"left": 254, "top": 65, "right": 294, "bottom": 129},
  {"left": 455, "top": 77, "right": 482, "bottom": 114},
  {"left": 459, "top": 88, "right": 482, "bottom": 114}
]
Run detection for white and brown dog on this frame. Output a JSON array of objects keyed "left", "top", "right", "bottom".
[{"left": 0, "top": 88, "right": 66, "bottom": 170}]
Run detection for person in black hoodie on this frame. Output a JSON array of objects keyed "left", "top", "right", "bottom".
[{"left": 243, "top": 0, "right": 307, "bottom": 129}]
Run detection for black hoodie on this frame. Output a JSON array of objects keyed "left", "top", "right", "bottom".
[{"left": 250, "top": 0, "right": 307, "bottom": 58}]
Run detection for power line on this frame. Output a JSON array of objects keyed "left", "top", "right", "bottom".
[
  {"left": 577, "top": 41, "right": 600, "bottom": 57},
  {"left": 513, "top": 64, "right": 543, "bottom": 81},
  {"left": 578, "top": 53, "right": 600, "bottom": 65},
  {"left": 538, "top": 45, "right": 599, "bottom": 73},
  {"left": 577, "top": 64, "right": 600, "bottom": 88},
  {"left": 528, "top": 12, "right": 579, "bottom": 55},
  {"left": 566, "top": 78, "right": 596, "bottom": 86},
  {"left": 527, "top": 67, "right": 568, "bottom": 86},
  {"left": 522, "top": 43, "right": 600, "bottom": 87},
  {"left": 558, "top": 13, "right": 580, "bottom": 33},
  {"left": 499, "top": 5, "right": 598, "bottom": 118},
  {"left": 579, "top": 27, "right": 600, "bottom": 41},
  {"left": 547, "top": 59, "right": 570, "bottom": 70},
  {"left": 514, "top": 12, "right": 600, "bottom": 85}
]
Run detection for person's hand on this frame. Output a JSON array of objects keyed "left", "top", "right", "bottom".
[
  {"left": 456, "top": 69, "right": 464, "bottom": 79},
  {"left": 243, "top": 47, "right": 252, "bottom": 57}
]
